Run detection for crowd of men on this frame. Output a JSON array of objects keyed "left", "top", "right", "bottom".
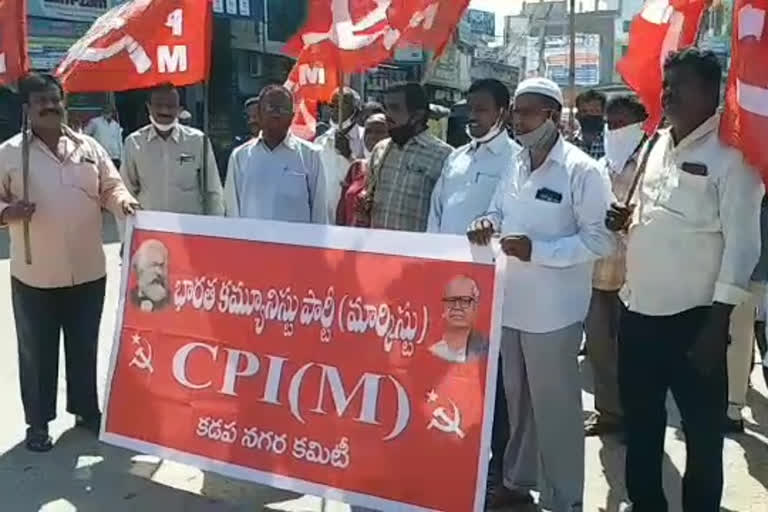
[{"left": 0, "top": 46, "right": 766, "bottom": 512}]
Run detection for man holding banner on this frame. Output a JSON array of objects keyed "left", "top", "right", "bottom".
[
  {"left": 468, "top": 77, "right": 614, "bottom": 512},
  {"left": 0, "top": 73, "right": 138, "bottom": 452}
]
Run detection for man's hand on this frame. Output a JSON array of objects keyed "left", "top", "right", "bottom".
[
  {"left": 355, "top": 190, "right": 372, "bottom": 215},
  {"left": 121, "top": 199, "right": 141, "bottom": 216},
  {"left": 606, "top": 202, "right": 635, "bottom": 232},
  {"left": 335, "top": 132, "right": 352, "bottom": 159},
  {"left": 1, "top": 200, "right": 36, "bottom": 223},
  {"left": 688, "top": 303, "right": 732, "bottom": 376},
  {"left": 467, "top": 217, "right": 495, "bottom": 246},
  {"left": 500, "top": 235, "right": 532, "bottom": 261}
]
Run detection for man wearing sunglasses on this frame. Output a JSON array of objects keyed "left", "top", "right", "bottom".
[
  {"left": 224, "top": 84, "right": 329, "bottom": 224},
  {"left": 429, "top": 275, "right": 488, "bottom": 363}
]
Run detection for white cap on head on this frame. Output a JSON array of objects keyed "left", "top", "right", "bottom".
[{"left": 514, "top": 77, "right": 564, "bottom": 107}]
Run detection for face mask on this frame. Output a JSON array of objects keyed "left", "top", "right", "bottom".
[
  {"left": 390, "top": 118, "right": 417, "bottom": 146},
  {"left": 331, "top": 110, "right": 359, "bottom": 134},
  {"left": 604, "top": 122, "right": 645, "bottom": 172},
  {"left": 516, "top": 118, "right": 558, "bottom": 150},
  {"left": 150, "top": 114, "right": 177, "bottom": 132},
  {"left": 578, "top": 115, "right": 604, "bottom": 134},
  {"left": 466, "top": 111, "right": 505, "bottom": 146}
]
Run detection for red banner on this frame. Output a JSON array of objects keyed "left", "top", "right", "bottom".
[
  {"left": 0, "top": 0, "right": 28, "bottom": 86},
  {"left": 284, "top": 0, "right": 470, "bottom": 73},
  {"left": 103, "top": 212, "right": 502, "bottom": 512},
  {"left": 720, "top": 0, "right": 768, "bottom": 184},
  {"left": 617, "top": 0, "right": 708, "bottom": 132},
  {"left": 285, "top": 45, "right": 341, "bottom": 140},
  {"left": 56, "top": 0, "right": 212, "bottom": 93}
]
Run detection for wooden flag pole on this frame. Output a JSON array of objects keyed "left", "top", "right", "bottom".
[
  {"left": 201, "top": 81, "right": 210, "bottom": 215},
  {"left": 21, "top": 105, "right": 32, "bottom": 265}
]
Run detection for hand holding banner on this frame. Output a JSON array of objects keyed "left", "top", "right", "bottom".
[
  {"left": 56, "top": 0, "right": 212, "bottom": 93},
  {"left": 103, "top": 212, "right": 503, "bottom": 512}
]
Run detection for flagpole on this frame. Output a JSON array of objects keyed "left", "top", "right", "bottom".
[
  {"left": 568, "top": 0, "right": 576, "bottom": 125},
  {"left": 201, "top": 81, "right": 210, "bottom": 215},
  {"left": 21, "top": 105, "right": 31, "bottom": 264}
]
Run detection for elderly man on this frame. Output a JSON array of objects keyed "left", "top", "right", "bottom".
[
  {"left": 468, "top": 77, "right": 614, "bottom": 512},
  {"left": 0, "top": 74, "right": 138, "bottom": 452},
  {"left": 131, "top": 239, "right": 170, "bottom": 312},
  {"left": 363, "top": 83, "right": 452, "bottom": 232},
  {"left": 607, "top": 49, "right": 762, "bottom": 512},
  {"left": 121, "top": 83, "right": 224, "bottom": 216},
  {"left": 430, "top": 275, "right": 488, "bottom": 363},
  {"left": 224, "top": 84, "right": 328, "bottom": 224}
]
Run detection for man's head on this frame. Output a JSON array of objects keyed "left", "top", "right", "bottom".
[
  {"left": 363, "top": 113, "right": 388, "bottom": 153},
  {"left": 384, "top": 83, "right": 429, "bottom": 145},
  {"left": 244, "top": 96, "right": 260, "bottom": 137},
  {"left": 512, "top": 77, "right": 563, "bottom": 138},
  {"left": 19, "top": 73, "right": 65, "bottom": 132},
  {"left": 257, "top": 84, "right": 294, "bottom": 143},
  {"left": 575, "top": 89, "right": 607, "bottom": 135},
  {"left": 329, "top": 87, "right": 361, "bottom": 126},
  {"left": 133, "top": 239, "right": 169, "bottom": 307},
  {"left": 662, "top": 48, "right": 721, "bottom": 135},
  {"left": 358, "top": 100, "right": 385, "bottom": 127},
  {"left": 605, "top": 95, "right": 647, "bottom": 131},
  {"left": 102, "top": 104, "right": 115, "bottom": 121},
  {"left": 466, "top": 79, "right": 510, "bottom": 139},
  {"left": 442, "top": 275, "right": 480, "bottom": 330},
  {"left": 147, "top": 83, "right": 180, "bottom": 130}
]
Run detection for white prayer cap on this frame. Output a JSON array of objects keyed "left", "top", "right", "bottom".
[
  {"left": 514, "top": 77, "right": 564, "bottom": 107},
  {"left": 365, "top": 113, "right": 386, "bottom": 124}
]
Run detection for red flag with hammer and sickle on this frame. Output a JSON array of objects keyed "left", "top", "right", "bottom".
[
  {"left": 0, "top": 0, "right": 28, "bottom": 86},
  {"left": 720, "top": 0, "right": 768, "bottom": 184}
]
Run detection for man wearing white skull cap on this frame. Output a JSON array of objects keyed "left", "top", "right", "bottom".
[{"left": 468, "top": 77, "right": 614, "bottom": 511}]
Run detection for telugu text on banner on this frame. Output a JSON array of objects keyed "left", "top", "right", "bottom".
[{"left": 102, "top": 211, "right": 503, "bottom": 512}]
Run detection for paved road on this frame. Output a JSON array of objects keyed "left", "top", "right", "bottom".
[{"left": 0, "top": 216, "right": 766, "bottom": 511}]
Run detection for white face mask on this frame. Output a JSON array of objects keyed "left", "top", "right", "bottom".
[
  {"left": 604, "top": 122, "right": 645, "bottom": 172},
  {"left": 466, "top": 111, "right": 506, "bottom": 145},
  {"left": 150, "top": 114, "right": 178, "bottom": 132},
  {"left": 516, "top": 118, "right": 558, "bottom": 150}
]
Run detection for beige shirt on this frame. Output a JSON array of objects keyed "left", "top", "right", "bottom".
[
  {"left": 121, "top": 124, "right": 224, "bottom": 215},
  {"left": 623, "top": 114, "right": 763, "bottom": 315},
  {"left": 0, "top": 127, "right": 135, "bottom": 288}
]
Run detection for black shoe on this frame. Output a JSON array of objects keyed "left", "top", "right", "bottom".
[
  {"left": 723, "top": 417, "right": 744, "bottom": 434},
  {"left": 485, "top": 486, "right": 534, "bottom": 509},
  {"left": 25, "top": 426, "right": 53, "bottom": 452},
  {"left": 75, "top": 413, "right": 102, "bottom": 435}
]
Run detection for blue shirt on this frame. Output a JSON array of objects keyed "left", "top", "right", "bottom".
[{"left": 427, "top": 133, "right": 520, "bottom": 234}]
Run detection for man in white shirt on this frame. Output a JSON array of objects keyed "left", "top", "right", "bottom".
[
  {"left": 468, "top": 77, "right": 614, "bottom": 512},
  {"left": 607, "top": 49, "right": 762, "bottom": 512},
  {"left": 224, "top": 84, "right": 328, "bottom": 224},
  {"left": 84, "top": 104, "right": 123, "bottom": 168},
  {"left": 428, "top": 79, "right": 521, "bottom": 234},
  {"left": 315, "top": 87, "right": 366, "bottom": 222},
  {"left": 429, "top": 275, "right": 489, "bottom": 363}
]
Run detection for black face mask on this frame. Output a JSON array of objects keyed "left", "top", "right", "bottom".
[
  {"left": 578, "top": 115, "right": 604, "bottom": 134},
  {"left": 389, "top": 118, "right": 417, "bottom": 146}
]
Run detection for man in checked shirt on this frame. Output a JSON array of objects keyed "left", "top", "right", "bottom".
[{"left": 361, "top": 83, "right": 452, "bottom": 232}]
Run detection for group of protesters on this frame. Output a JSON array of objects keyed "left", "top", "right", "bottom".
[{"left": 0, "top": 45, "right": 766, "bottom": 512}]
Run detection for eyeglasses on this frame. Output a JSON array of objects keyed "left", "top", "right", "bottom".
[
  {"left": 262, "top": 104, "right": 294, "bottom": 116},
  {"left": 442, "top": 296, "right": 476, "bottom": 309}
]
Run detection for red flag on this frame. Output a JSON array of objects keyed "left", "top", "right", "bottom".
[
  {"left": 56, "top": 0, "right": 212, "bottom": 93},
  {"left": 617, "top": 0, "right": 708, "bottom": 132},
  {"left": 721, "top": 0, "right": 768, "bottom": 183},
  {"left": 284, "top": 0, "right": 470, "bottom": 74},
  {"left": 0, "top": 0, "right": 28, "bottom": 86},
  {"left": 285, "top": 46, "right": 341, "bottom": 140}
]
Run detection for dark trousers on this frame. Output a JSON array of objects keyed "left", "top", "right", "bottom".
[
  {"left": 12, "top": 277, "right": 106, "bottom": 428},
  {"left": 619, "top": 306, "right": 727, "bottom": 512},
  {"left": 489, "top": 355, "right": 509, "bottom": 480}
]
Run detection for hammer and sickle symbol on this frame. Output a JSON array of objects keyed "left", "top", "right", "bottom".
[
  {"left": 427, "top": 400, "right": 465, "bottom": 439},
  {"left": 129, "top": 333, "right": 154, "bottom": 374}
]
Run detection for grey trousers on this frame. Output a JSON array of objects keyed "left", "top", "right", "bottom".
[
  {"left": 501, "top": 324, "right": 584, "bottom": 512},
  {"left": 584, "top": 289, "right": 623, "bottom": 422}
]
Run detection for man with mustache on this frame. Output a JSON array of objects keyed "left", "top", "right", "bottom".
[
  {"left": 607, "top": 48, "right": 762, "bottom": 512},
  {"left": 0, "top": 73, "right": 139, "bottom": 452},
  {"left": 360, "top": 83, "right": 452, "bottom": 232},
  {"left": 131, "top": 239, "right": 169, "bottom": 312},
  {"left": 121, "top": 83, "right": 225, "bottom": 217}
]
